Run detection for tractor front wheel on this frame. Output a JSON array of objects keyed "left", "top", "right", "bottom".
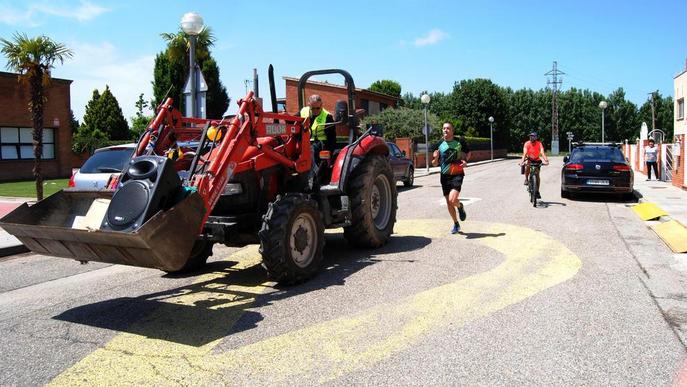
[
  {"left": 259, "top": 194, "right": 325, "bottom": 284},
  {"left": 344, "top": 155, "right": 397, "bottom": 248},
  {"left": 166, "top": 240, "right": 214, "bottom": 274}
]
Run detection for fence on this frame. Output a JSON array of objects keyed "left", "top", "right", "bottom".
[{"left": 623, "top": 138, "right": 686, "bottom": 189}]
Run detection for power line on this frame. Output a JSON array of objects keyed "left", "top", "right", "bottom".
[{"left": 545, "top": 61, "right": 564, "bottom": 154}]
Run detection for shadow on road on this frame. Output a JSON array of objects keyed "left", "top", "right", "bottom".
[
  {"left": 53, "top": 234, "right": 431, "bottom": 347},
  {"left": 537, "top": 201, "right": 567, "bottom": 208},
  {"left": 458, "top": 232, "right": 506, "bottom": 240},
  {"left": 566, "top": 192, "right": 638, "bottom": 204}
]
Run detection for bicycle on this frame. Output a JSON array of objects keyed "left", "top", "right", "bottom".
[{"left": 523, "top": 159, "right": 545, "bottom": 207}]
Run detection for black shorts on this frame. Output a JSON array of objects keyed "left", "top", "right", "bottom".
[{"left": 440, "top": 174, "right": 464, "bottom": 196}]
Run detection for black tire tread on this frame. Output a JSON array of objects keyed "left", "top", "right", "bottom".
[
  {"left": 259, "top": 193, "right": 325, "bottom": 285},
  {"left": 344, "top": 155, "right": 398, "bottom": 248}
]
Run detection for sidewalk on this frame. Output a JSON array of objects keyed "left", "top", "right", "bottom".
[
  {"left": 0, "top": 196, "right": 33, "bottom": 257},
  {"left": 631, "top": 171, "right": 687, "bottom": 253},
  {"left": 632, "top": 175, "right": 687, "bottom": 226}
]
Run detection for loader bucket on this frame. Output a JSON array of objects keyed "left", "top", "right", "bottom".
[{"left": 0, "top": 190, "right": 206, "bottom": 272}]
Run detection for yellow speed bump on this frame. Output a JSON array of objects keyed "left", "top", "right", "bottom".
[
  {"left": 652, "top": 220, "right": 687, "bottom": 253},
  {"left": 632, "top": 202, "right": 668, "bottom": 221}
]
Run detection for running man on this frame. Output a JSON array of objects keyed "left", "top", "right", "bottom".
[{"left": 431, "top": 122, "right": 471, "bottom": 234}]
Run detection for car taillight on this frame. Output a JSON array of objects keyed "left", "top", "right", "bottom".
[
  {"left": 612, "top": 164, "right": 631, "bottom": 171},
  {"left": 565, "top": 163, "right": 584, "bottom": 171},
  {"left": 68, "top": 169, "right": 77, "bottom": 187}
]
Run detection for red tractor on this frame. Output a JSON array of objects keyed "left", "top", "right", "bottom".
[{"left": 0, "top": 69, "right": 398, "bottom": 284}]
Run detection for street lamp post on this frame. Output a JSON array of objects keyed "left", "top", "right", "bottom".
[
  {"left": 421, "top": 94, "right": 431, "bottom": 173},
  {"left": 488, "top": 116, "right": 494, "bottom": 161},
  {"left": 599, "top": 100, "right": 608, "bottom": 144},
  {"left": 181, "top": 12, "right": 204, "bottom": 118}
]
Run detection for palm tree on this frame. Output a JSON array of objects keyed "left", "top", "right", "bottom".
[
  {"left": 1, "top": 33, "right": 73, "bottom": 200},
  {"left": 160, "top": 26, "right": 215, "bottom": 65}
]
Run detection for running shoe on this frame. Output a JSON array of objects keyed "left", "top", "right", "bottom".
[
  {"left": 451, "top": 222, "right": 461, "bottom": 234},
  {"left": 458, "top": 203, "right": 467, "bottom": 221}
]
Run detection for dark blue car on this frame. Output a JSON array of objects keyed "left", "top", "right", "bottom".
[{"left": 561, "top": 143, "right": 634, "bottom": 199}]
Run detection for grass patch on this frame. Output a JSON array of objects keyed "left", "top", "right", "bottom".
[{"left": 0, "top": 178, "right": 70, "bottom": 198}]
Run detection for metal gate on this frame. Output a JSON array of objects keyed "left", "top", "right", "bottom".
[{"left": 662, "top": 143, "right": 674, "bottom": 182}]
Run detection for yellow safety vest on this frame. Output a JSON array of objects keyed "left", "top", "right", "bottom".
[{"left": 300, "top": 106, "right": 330, "bottom": 141}]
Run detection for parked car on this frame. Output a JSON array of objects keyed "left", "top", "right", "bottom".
[
  {"left": 561, "top": 143, "right": 634, "bottom": 199},
  {"left": 69, "top": 144, "right": 136, "bottom": 189},
  {"left": 387, "top": 142, "right": 414, "bottom": 187}
]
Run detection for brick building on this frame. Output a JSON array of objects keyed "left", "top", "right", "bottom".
[
  {"left": 673, "top": 61, "right": 687, "bottom": 189},
  {"left": 0, "top": 71, "right": 73, "bottom": 182},
  {"left": 281, "top": 77, "right": 399, "bottom": 116}
]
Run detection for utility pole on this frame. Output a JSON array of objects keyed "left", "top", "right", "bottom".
[
  {"left": 545, "top": 61, "right": 564, "bottom": 155},
  {"left": 649, "top": 91, "right": 657, "bottom": 130}
]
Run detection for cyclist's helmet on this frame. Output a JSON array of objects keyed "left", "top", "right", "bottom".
[{"left": 529, "top": 132, "right": 538, "bottom": 139}]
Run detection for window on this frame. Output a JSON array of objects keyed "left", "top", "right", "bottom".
[
  {"left": 570, "top": 147, "right": 625, "bottom": 163},
  {"left": 380, "top": 102, "right": 388, "bottom": 111},
  {"left": 678, "top": 98, "right": 685, "bottom": 120},
  {"left": 388, "top": 143, "right": 402, "bottom": 157},
  {"left": 0, "top": 127, "right": 55, "bottom": 160},
  {"left": 360, "top": 99, "right": 370, "bottom": 113}
]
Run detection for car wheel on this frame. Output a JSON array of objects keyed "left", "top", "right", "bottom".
[
  {"left": 403, "top": 167, "right": 414, "bottom": 187},
  {"left": 561, "top": 188, "right": 569, "bottom": 199}
]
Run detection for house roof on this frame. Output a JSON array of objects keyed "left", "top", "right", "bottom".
[
  {"left": 0, "top": 71, "right": 72, "bottom": 84},
  {"left": 283, "top": 76, "right": 400, "bottom": 101}
]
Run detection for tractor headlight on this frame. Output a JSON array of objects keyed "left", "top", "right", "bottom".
[{"left": 222, "top": 183, "right": 243, "bottom": 196}]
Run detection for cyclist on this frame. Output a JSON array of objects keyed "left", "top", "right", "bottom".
[
  {"left": 431, "top": 122, "right": 470, "bottom": 234},
  {"left": 520, "top": 132, "right": 549, "bottom": 199}
]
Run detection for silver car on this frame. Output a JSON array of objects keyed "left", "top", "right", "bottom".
[{"left": 69, "top": 144, "right": 136, "bottom": 189}]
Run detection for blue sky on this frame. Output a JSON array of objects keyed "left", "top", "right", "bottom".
[{"left": 0, "top": 0, "right": 684, "bottom": 123}]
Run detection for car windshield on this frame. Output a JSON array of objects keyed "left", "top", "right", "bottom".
[
  {"left": 79, "top": 148, "right": 134, "bottom": 173},
  {"left": 570, "top": 147, "right": 625, "bottom": 163}
]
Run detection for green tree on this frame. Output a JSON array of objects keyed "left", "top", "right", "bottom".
[
  {"left": 98, "top": 86, "right": 129, "bottom": 140},
  {"left": 202, "top": 57, "right": 230, "bottom": 117},
  {"left": 362, "top": 107, "right": 442, "bottom": 142},
  {"left": 369, "top": 80, "right": 402, "bottom": 98},
  {"left": 1, "top": 32, "right": 73, "bottom": 200},
  {"left": 153, "top": 27, "right": 229, "bottom": 117},
  {"left": 72, "top": 126, "right": 108, "bottom": 155},
  {"left": 450, "top": 79, "right": 509, "bottom": 147},
  {"left": 82, "top": 86, "right": 129, "bottom": 140},
  {"left": 639, "top": 92, "right": 674, "bottom": 140},
  {"left": 69, "top": 109, "right": 79, "bottom": 134},
  {"left": 131, "top": 93, "right": 153, "bottom": 140},
  {"left": 605, "top": 88, "right": 640, "bottom": 143}
]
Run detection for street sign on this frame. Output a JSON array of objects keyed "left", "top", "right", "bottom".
[
  {"left": 566, "top": 132, "right": 574, "bottom": 140},
  {"left": 422, "top": 124, "right": 431, "bottom": 136}
]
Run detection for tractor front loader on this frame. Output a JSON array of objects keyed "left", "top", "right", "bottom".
[{"left": 0, "top": 68, "right": 397, "bottom": 284}]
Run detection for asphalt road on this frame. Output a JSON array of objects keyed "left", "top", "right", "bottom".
[{"left": 1, "top": 156, "right": 685, "bottom": 385}]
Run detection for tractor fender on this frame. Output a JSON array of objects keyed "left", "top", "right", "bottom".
[{"left": 329, "top": 136, "right": 390, "bottom": 192}]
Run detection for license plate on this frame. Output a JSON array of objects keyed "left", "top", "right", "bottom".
[{"left": 587, "top": 179, "right": 609, "bottom": 186}]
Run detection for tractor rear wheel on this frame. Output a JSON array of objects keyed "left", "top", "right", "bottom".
[
  {"left": 259, "top": 194, "right": 325, "bottom": 284},
  {"left": 166, "top": 240, "right": 214, "bottom": 274},
  {"left": 344, "top": 155, "right": 397, "bottom": 248}
]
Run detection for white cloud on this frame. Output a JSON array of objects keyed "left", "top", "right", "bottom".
[
  {"left": 62, "top": 41, "right": 155, "bottom": 124},
  {"left": 0, "top": 1, "right": 109, "bottom": 26},
  {"left": 413, "top": 29, "right": 449, "bottom": 47},
  {"left": 33, "top": 1, "right": 109, "bottom": 22}
]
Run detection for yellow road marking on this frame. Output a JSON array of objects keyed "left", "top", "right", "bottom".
[
  {"left": 50, "top": 219, "right": 581, "bottom": 385},
  {"left": 632, "top": 202, "right": 668, "bottom": 221}
]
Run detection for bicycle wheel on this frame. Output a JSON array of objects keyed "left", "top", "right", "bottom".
[{"left": 529, "top": 173, "right": 537, "bottom": 206}]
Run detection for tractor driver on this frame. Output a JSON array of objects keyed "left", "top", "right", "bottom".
[{"left": 300, "top": 94, "right": 336, "bottom": 165}]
